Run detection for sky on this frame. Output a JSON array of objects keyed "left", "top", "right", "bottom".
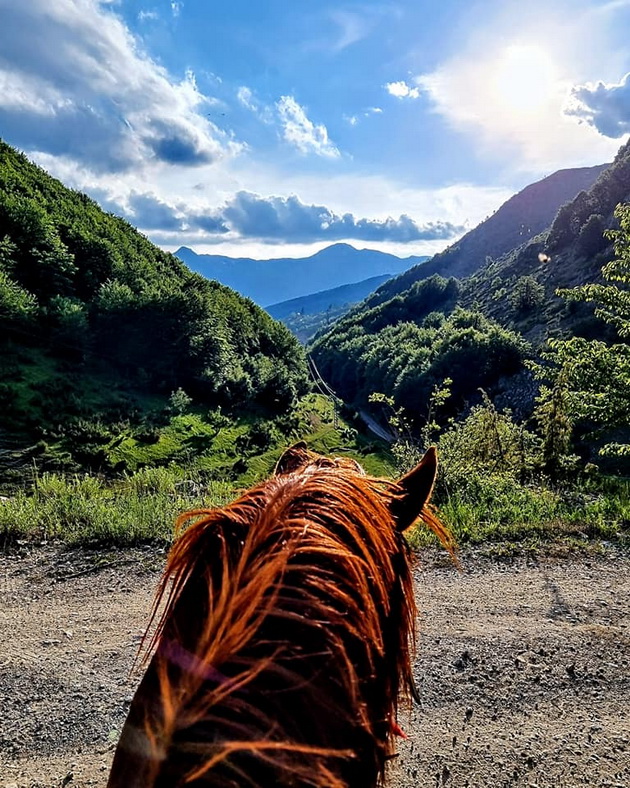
[{"left": 1, "top": 0, "right": 630, "bottom": 259}]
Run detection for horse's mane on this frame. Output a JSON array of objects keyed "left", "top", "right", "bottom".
[{"left": 110, "top": 449, "right": 453, "bottom": 787}]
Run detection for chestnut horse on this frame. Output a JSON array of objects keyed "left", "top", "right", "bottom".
[{"left": 107, "top": 443, "right": 453, "bottom": 787}]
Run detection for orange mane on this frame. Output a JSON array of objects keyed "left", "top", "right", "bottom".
[{"left": 108, "top": 447, "right": 453, "bottom": 788}]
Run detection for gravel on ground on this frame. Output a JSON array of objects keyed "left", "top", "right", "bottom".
[{"left": 0, "top": 544, "right": 628, "bottom": 788}]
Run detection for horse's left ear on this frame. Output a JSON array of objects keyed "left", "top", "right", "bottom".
[
  {"left": 390, "top": 446, "right": 438, "bottom": 531},
  {"left": 275, "top": 441, "right": 309, "bottom": 476}
]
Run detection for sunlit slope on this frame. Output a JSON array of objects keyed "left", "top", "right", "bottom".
[{"left": 0, "top": 140, "right": 309, "bottom": 440}]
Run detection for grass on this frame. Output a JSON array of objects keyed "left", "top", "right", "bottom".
[
  {"left": 0, "top": 466, "right": 234, "bottom": 546},
  {"left": 0, "top": 393, "right": 395, "bottom": 546},
  {"left": 3, "top": 390, "right": 627, "bottom": 551},
  {"left": 406, "top": 472, "right": 630, "bottom": 551}
]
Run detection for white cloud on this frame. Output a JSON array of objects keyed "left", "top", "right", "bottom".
[
  {"left": 344, "top": 107, "right": 383, "bottom": 126},
  {"left": 0, "top": 68, "right": 74, "bottom": 116},
  {"left": 237, "top": 86, "right": 256, "bottom": 111},
  {"left": 0, "top": 0, "right": 239, "bottom": 171},
  {"left": 171, "top": 2, "right": 183, "bottom": 18},
  {"left": 138, "top": 10, "right": 159, "bottom": 22},
  {"left": 386, "top": 81, "right": 420, "bottom": 99},
  {"left": 218, "top": 191, "right": 464, "bottom": 243},
  {"left": 328, "top": 10, "right": 369, "bottom": 51},
  {"left": 566, "top": 72, "right": 630, "bottom": 137},
  {"left": 236, "top": 85, "right": 274, "bottom": 125},
  {"left": 276, "top": 96, "right": 340, "bottom": 158},
  {"left": 407, "top": 1, "right": 630, "bottom": 173}
]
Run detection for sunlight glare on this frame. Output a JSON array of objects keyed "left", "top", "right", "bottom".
[{"left": 493, "top": 44, "right": 559, "bottom": 115}]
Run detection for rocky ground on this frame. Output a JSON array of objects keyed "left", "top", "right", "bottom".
[{"left": 0, "top": 544, "right": 628, "bottom": 787}]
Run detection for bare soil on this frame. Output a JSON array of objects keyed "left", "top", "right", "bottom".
[{"left": 0, "top": 544, "right": 628, "bottom": 788}]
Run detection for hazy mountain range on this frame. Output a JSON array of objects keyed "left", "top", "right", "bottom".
[{"left": 175, "top": 243, "right": 429, "bottom": 306}]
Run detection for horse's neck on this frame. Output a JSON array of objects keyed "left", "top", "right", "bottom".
[{"left": 106, "top": 662, "right": 164, "bottom": 788}]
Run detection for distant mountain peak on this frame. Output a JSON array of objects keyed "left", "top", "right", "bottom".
[
  {"left": 175, "top": 245, "right": 196, "bottom": 257},
  {"left": 176, "top": 244, "right": 430, "bottom": 306}
]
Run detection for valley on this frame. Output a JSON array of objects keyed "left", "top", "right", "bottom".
[{"left": 2, "top": 3, "right": 630, "bottom": 787}]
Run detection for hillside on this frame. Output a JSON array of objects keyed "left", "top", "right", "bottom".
[
  {"left": 266, "top": 274, "right": 392, "bottom": 343},
  {"left": 267, "top": 274, "right": 392, "bottom": 321},
  {"left": 365, "top": 163, "right": 608, "bottom": 308},
  {"left": 176, "top": 244, "right": 428, "bottom": 306},
  {"left": 0, "top": 141, "right": 310, "bottom": 473},
  {"left": 461, "top": 141, "right": 630, "bottom": 343},
  {"left": 311, "top": 143, "right": 630, "bottom": 424}
]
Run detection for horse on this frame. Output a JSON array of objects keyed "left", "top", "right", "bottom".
[{"left": 107, "top": 442, "right": 454, "bottom": 788}]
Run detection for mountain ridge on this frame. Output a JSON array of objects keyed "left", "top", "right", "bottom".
[
  {"left": 266, "top": 274, "right": 393, "bottom": 321},
  {"left": 175, "top": 244, "right": 429, "bottom": 306},
  {"left": 364, "top": 163, "right": 609, "bottom": 308},
  {"left": 309, "top": 147, "right": 630, "bottom": 424}
]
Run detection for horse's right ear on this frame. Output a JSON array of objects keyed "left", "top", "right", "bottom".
[
  {"left": 389, "top": 446, "right": 438, "bottom": 531},
  {"left": 275, "top": 441, "right": 309, "bottom": 475}
]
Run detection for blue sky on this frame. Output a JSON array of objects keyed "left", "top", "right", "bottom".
[{"left": 1, "top": 0, "right": 629, "bottom": 258}]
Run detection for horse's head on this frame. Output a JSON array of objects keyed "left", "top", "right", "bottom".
[
  {"left": 275, "top": 440, "right": 451, "bottom": 545},
  {"left": 108, "top": 442, "right": 453, "bottom": 788}
]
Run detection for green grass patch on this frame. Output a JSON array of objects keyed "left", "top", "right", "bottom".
[
  {"left": 407, "top": 473, "right": 630, "bottom": 550},
  {"left": 1, "top": 466, "right": 234, "bottom": 546}
]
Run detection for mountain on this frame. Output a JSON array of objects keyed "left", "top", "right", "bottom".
[
  {"left": 266, "top": 275, "right": 393, "bottom": 344},
  {"left": 460, "top": 141, "right": 630, "bottom": 343},
  {"left": 175, "top": 244, "right": 429, "bottom": 306},
  {"left": 365, "top": 163, "right": 608, "bottom": 308},
  {"left": 0, "top": 140, "right": 309, "bottom": 459},
  {"left": 267, "top": 274, "right": 392, "bottom": 321},
  {"left": 310, "top": 147, "right": 629, "bottom": 423}
]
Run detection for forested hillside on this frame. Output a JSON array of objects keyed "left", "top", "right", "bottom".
[
  {"left": 365, "top": 163, "right": 607, "bottom": 308},
  {"left": 0, "top": 141, "right": 309, "bottom": 472},
  {"left": 267, "top": 274, "right": 392, "bottom": 343},
  {"left": 462, "top": 140, "right": 630, "bottom": 342},
  {"left": 311, "top": 141, "right": 630, "bottom": 453}
]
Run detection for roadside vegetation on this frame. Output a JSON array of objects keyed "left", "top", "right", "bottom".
[{"left": 0, "top": 394, "right": 394, "bottom": 546}]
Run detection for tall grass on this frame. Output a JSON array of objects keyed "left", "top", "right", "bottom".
[
  {"left": 0, "top": 466, "right": 234, "bottom": 546},
  {"left": 2, "top": 447, "right": 628, "bottom": 551},
  {"left": 408, "top": 472, "right": 630, "bottom": 549}
]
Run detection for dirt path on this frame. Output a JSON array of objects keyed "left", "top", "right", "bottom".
[{"left": 0, "top": 545, "right": 628, "bottom": 788}]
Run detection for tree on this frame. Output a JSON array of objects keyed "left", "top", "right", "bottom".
[
  {"left": 545, "top": 203, "right": 630, "bottom": 457},
  {"left": 509, "top": 275, "right": 545, "bottom": 315}
]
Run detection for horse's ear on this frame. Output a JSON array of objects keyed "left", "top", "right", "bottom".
[
  {"left": 390, "top": 446, "right": 438, "bottom": 531},
  {"left": 275, "top": 441, "right": 309, "bottom": 475}
]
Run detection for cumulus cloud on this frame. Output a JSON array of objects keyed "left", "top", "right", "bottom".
[
  {"left": 386, "top": 81, "right": 420, "bottom": 99},
  {"left": 276, "top": 96, "right": 340, "bottom": 158},
  {"left": 0, "top": 0, "right": 240, "bottom": 172},
  {"left": 91, "top": 188, "right": 229, "bottom": 234},
  {"left": 87, "top": 186, "right": 463, "bottom": 244},
  {"left": 221, "top": 192, "right": 463, "bottom": 242},
  {"left": 565, "top": 72, "right": 630, "bottom": 137}
]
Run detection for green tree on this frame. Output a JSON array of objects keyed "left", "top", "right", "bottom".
[
  {"left": 0, "top": 270, "right": 38, "bottom": 321},
  {"left": 545, "top": 203, "right": 630, "bottom": 456},
  {"left": 509, "top": 275, "right": 545, "bottom": 315}
]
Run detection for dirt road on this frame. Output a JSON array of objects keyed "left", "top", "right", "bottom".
[{"left": 1, "top": 545, "right": 628, "bottom": 787}]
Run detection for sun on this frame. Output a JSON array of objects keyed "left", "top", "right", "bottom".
[{"left": 492, "top": 44, "right": 560, "bottom": 115}]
